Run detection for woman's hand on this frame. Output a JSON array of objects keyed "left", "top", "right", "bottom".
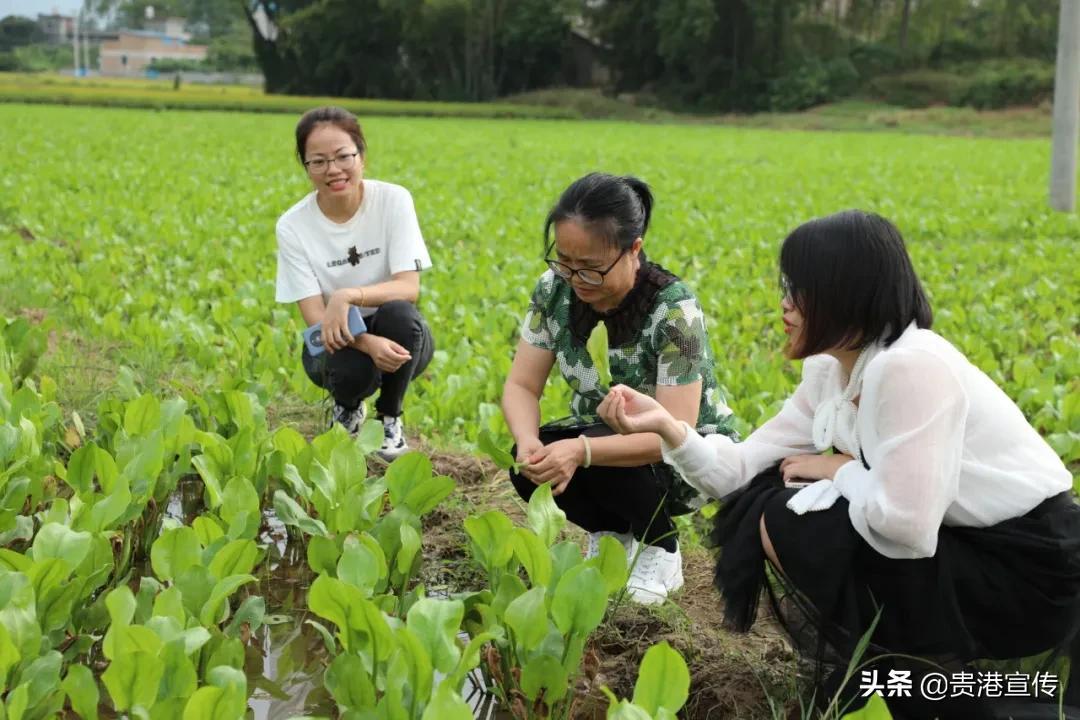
[
  {"left": 515, "top": 436, "right": 545, "bottom": 467},
  {"left": 322, "top": 290, "right": 354, "bottom": 352},
  {"left": 780, "top": 453, "right": 854, "bottom": 484},
  {"left": 598, "top": 385, "right": 685, "bottom": 446},
  {"left": 521, "top": 439, "right": 583, "bottom": 496},
  {"left": 357, "top": 334, "right": 412, "bottom": 373}
]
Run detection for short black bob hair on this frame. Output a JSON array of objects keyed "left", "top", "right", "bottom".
[{"left": 780, "top": 210, "right": 932, "bottom": 358}]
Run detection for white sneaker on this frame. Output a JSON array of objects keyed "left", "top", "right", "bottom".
[
  {"left": 626, "top": 543, "right": 684, "bottom": 606},
  {"left": 378, "top": 415, "right": 408, "bottom": 460},
  {"left": 584, "top": 530, "right": 638, "bottom": 561},
  {"left": 331, "top": 402, "right": 365, "bottom": 437}
]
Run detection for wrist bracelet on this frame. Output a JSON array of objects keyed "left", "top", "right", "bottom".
[{"left": 579, "top": 434, "right": 591, "bottom": 469}]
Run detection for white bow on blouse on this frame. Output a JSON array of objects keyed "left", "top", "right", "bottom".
[{"left": 787, "top": 341, "right": 882, "bottom": 515}]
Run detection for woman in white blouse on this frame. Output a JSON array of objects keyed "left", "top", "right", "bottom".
[{"left": 598, "top": 210, "right": 1079, "bottom": 718}]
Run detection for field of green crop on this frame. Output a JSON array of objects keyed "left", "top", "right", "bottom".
[{"left": 0, "top": 102, "right": 1077, "bottom": 719}]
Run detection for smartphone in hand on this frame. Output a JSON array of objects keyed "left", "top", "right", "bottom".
[{"left": 303, "top": 306, "right": 366, "bottom": 356}]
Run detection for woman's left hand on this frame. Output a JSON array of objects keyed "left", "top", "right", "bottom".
[
  {"left": 523, "top": 439, "right": 584, "bottom": 496},
  {"left": 780, "top": 453, "right": 854, "bottom": 484},
  {"left": 322, "top": 290, "right": 354, "bottom": 352}
]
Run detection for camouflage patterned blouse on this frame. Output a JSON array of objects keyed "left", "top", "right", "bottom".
[{"left": 520, "top": 259, "right": 737, "bottom": 439}]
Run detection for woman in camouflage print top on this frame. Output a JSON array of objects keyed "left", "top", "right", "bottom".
[{"left": 501, "top": 173, "right": 738, "bottom": 605}]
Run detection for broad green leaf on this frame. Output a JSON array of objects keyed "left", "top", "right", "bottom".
[
  {"left": 337, "top": 536, "right": 381, "bottom": 596},
  {"left": 307, "top": 535, "right": 341, "bottom": 576},
  {"left": 323, "top": 652, "right": 375, "bottom": 711},
  {"left": 402, "top": 475, "right": 455, "bottom": 518},
  {"left": 356, "top": 418, "right": 384, "bottom": 455},
  {"left": 174, "top": 565, "right": 215, "bottom": 619},
  {"left": 520, "top": 654, "right": 569, "bottom": 702},
  {"left": 606, "top": 700, "right": 653, "bottom": 720},
  {"left": 464, "top": 510, "right": 515, "bottom": 571},
  {"left": 280, "top": 463, "right": 312, "bottom": 502},
  {"left": 406, "top": 598, "right": 464, "bottom": 674},
  {"left": 307, "top": 575, "right": 353, "bottom": 639},
  {"left": 308, "top": 460, "right": 339, "bottom": 513},
  {"left": 0, "top": 624, "right": 20, "bottom": 688},
  {"left": 527, "top": 483, "right": 567, "bottom": 547},
  {"left": 191, "top": 454, "right": 224, "bottom": 508},
  {"left": 504, "top": 587, "right": 549, "bottom": 653},
  {"left": 477, "top": 428, "right": 518, "bottom": 471},
  {"left": 62, "top": 664, "right": 99, "bottom": 720},
  {"left": 199, "top": 574, "right": 256, "bottom": 627},
  {"left": 631, "top": 641, "right": 690, "bottom": 716},
  {"left": 548, "top": 540, "right": 584, "bottom": 595},
  {"left": 272, "top": 490, "right": 328, "bottom": 537},
  {"left": 587, "top": 321, "right": 612, "bottom": 388},
  {"left": 208, "top": 539, "right": 259, "bottom": 580},
  {"left": 79, "top": 474, "right": 132, "bottom": 533},
  {"left": 421, "top": 685, "right": 473, "bottom": 720},
  {"left": 388, "top": 627, "right": 433, "bottom": 717},
  {"left": 123, "top": 394, "right": 161, "bottom": 436},
  {"left": 0, "top": 572, "right": 41, "bottom": 660},
  {"left": 512, "top": 527, "right": 552, "bottom": 587},
  {"left": 385, "top": 452, "right": 432, "bottom": 507},
  {"left": 192, "top": 515, "right": 224, "bottom": 546},
  {"left": 64, "top": 443, "right": 116, "bottom": 497},
  {"left": 589, "top": 535, "right": 630, "bottom": 595},
  {"left": 396, "top": 523, "right": 422, "bottom": 577},
  {"left": 152, "top": 586, "right": 186, "bottom": 623},
  {"left": 102, "top": 651, "right": 162, "bottom": 711},
  {"left": 150, "top": 526, "right": 202, "bottom": 582},
  {"left": 181, "top": 686, "right": 244, "bottom": 720},
  {"left": 551, "top": 565, "right": 607, "bottom": 637},
  {"left": 224, "top": 596, "right": 265, "bottom": 638},
  {"left": 31, "top": 522, "right": 91, "bottom": 568},
  {"left": 15, "top": 650, "right": 62, "bottom": 714},
  {"left": 271, "top": 426, "right": 307, "bottom": 462},
  {"left": 219, "top": 478, "right": 260, "bottom": 535},
  {"left": 156, "top": 640, "right": 198, "bottom": 702}
]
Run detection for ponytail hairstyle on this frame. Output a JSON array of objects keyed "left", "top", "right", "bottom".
[{"left": 543, "top": 173, "right": 653, "bottom": 254}]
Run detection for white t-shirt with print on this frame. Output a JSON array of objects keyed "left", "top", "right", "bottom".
[{"left": 275, "top": 179, "right": 432, "bottom": 317}]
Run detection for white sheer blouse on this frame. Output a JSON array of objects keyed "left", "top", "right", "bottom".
[{"left": 661, "top": 324, "right": 1072, "bottom": 559}]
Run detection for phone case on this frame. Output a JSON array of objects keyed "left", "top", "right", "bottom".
[{"left": 303, "top": 306, "right": 367, "bottom": 356}]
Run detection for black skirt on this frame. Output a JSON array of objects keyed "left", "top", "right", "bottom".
[{"left": 710, "top": 467, "right": 1080, "bottom": 718}]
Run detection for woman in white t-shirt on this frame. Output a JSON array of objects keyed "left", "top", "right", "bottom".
[
  {"left": 599, "top": 210, "right": 1080, "bottom": 717},
  {"left": 275, "top": 106, "right": 434, "bottom": 459}
]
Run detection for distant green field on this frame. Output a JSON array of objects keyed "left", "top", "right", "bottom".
[{"left": 1, "top": 103, "right": 1076, "bottom": 456}]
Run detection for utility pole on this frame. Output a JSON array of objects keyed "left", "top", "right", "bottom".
[
  {"left": 82, "top": 8, "right": 91, "bottom": 75},
  {"left": 73, "top": 13, "right": 81, "bottom": 77},
  {"left": 1050, "top": 0, "right": 1080, "bottom": 212}
]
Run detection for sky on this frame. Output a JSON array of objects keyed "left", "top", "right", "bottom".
[{"left": 3, "top": 1, "right": 85, "bottom": 19}]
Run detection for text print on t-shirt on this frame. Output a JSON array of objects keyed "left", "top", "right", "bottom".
[{"left": 327, "top": 246, "right": 381, "bottom": 268}]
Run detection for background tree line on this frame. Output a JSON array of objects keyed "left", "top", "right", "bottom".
[
  {"left": 0, "top": 0, "right": 1064, "bottom": 111},
  {"left": 241, "top": 0, "right": 1061, "bottom": 111}
]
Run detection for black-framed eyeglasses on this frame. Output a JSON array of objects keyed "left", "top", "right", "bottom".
[
  {"left": 304, "top": 151, "right": 359, "bottom": 174},
  {"left": 546, "top": 249, "right": 627, "bottom": 287}
]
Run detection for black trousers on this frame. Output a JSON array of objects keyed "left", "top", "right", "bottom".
[
  {"left": 508, "top": 424, "right": 679, "bottom": 552},
  {"left": 301, "top": 300, "right": 434, "bottom": 418}
]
